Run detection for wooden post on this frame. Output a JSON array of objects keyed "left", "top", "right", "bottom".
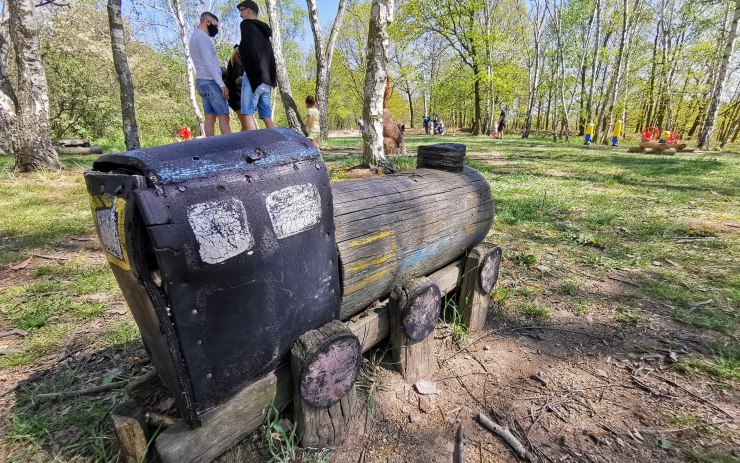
[
  {"left": 389, "top": 277, "right": 441, "bottom": 382},
  {"left": 459, "top": 243, "right": 502, "bottom": 333},
  {"left": 111, "top": 400, "right": 150, "bottom": 463},
  {"left": 291, "top": 321, "right": 361, "bottom": 448}
]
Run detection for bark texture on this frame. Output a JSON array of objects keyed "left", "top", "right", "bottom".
[
  {"left": 265, "top": 0, "right": 305, "bottom": 134},
  {"left": 107, "top": 0, "right": 140, "bottom": 151},
  {"left": 8, "top": 0, "right": 59, "bottom": 171},
  {"left": 362, "top": 0, "right": 397, "bottom": 173},
  {"left": 698, "top": 0, "right": 740, "bottom": 148},
  {"left": 306, "top": 0, "right": 348, "bottom": 140},
  {"left": 0, "top": 8, "right": 16, "bottom": 156}
]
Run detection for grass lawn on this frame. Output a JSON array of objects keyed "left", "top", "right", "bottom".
[{"left": 0, "top": 135, "right": 738, "bottom": 462}]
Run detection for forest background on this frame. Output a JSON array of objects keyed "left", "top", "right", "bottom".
[{"left": 0, "top": 0, "right": 739, "bottom": 153}]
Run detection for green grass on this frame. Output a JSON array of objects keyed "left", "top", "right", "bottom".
[{"left": 677, "top": 347, "right": 740, "bottom": 381}]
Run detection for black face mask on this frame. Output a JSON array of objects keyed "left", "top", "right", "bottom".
[{"left": 207, "top": 23, "right": 219, "bottom": 37}]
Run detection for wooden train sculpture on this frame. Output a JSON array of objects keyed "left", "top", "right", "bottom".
[{"left": 84, "top": 129, "right": 500, "bottom": 462}]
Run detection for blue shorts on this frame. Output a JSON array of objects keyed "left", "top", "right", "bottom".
[
  {"left": 241, "top": 74, "right": 272, "bottom": 118},
  {"left": 196, "top": 79, "right": 229, "bottom": 116}
]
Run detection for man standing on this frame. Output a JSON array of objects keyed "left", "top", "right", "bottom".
[
  {"left": 497, "top": 105, "right": 507, "bottom": 139},
  {"left": 189, "top": 12, "right": 231, "bottom": 137},
  {"left": 237, "top": 0, "right": 276, "bottom": 130}
]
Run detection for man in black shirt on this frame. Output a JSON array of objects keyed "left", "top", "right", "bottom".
[
  {"left": 237, "top": 0, "right": 276, "bottom": 130},
  {"left": 497, "top": 105, "right": 507, "bottom": 139}
]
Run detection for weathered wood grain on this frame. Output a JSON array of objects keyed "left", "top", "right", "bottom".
[
  {"left": 333, "top": 167, "right": 494, "bottom": 319},
  {"left": 459, "top": 243, "right": 501, "bottom": 333},
  {"left": 291, "top": 322, "right": 360, "bottom": 447},
  {"left": 416, "top": 143, "right": 466, "bottom": 172},
  {"left": 155, "top": 367, "right": 292, "bottom": 463},
  {"left": 390, "top": 277, "right": 441, "bottom": 382},
  {"left": 111, "top": 400, "right": 149, "bottom": 463}
]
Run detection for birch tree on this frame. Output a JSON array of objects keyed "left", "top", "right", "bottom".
[
  {"left": 521, "top": 0, "right": 546, "bottom": 138},
  {"left": 698, "top": 0, "right": 740, "bottom": 148},
  {"left": 265, "top": 0, "right": 304, "bottom": 133},
  {"left": 362, "top": 0, "right": 397, "bottom": 173},
  {"left": 8, "top": 0, "right": 59, "bottom": 171},
  {"left": 0, "top": 3, "right": 15, "bottom": 156},
  {"left": 306, "top": 0, "right": 349, "bottom": 139},
  {"left": 107, "top": 0, "right": 140, "bottom": 150}
]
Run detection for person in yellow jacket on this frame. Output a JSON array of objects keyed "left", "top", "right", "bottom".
[
  {"left": 611, "top": 121, "right": 623, "bottom": 146},
  {"left": 584, "top": 122, "right": 595, "bottom": 145}
]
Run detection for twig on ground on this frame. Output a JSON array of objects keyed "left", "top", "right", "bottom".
[
  {"left": 32, "top": 254, "right": 69, "bottom": 261},
  {"left": 454, "top": 425, "right": 466, "bottom": 463},
  {"left": 479, "top": 413, "right": 529, "bottom": 460},
  {"left": 649, "top": 372, "right": 734, "bottom": 419},
  {"left": 530, "top": 374, "right": 547, "bottom": 387},
  {"left": 36, "top": 381, "right": 126, "bottom": 402},
  {"left": 56, "top": 327, "right": 79, "bottom": 362},
  {"left": 0, "top": 329, "right": 28, "bottom": 338}
]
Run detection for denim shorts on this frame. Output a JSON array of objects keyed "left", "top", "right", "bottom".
[
  {"left": 196, "top": 79, "right": 229, "bottom": 116},
  {"left": 241, "top": 74, "right": 272, "bottom": 118}
]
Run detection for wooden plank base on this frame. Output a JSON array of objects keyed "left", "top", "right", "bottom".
[{"left": 111, "top": 400, "right": 149, "bottom": 463}]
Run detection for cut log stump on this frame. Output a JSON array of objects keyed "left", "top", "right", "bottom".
[
  {"left": 390, "top": 277, "right": 441, "bottom": 382},
  {"left": 291, "top": 321, "right": 361, "bottom": 448},
  {"left": 111, "top": 400, "right": 150, "bottom": 463},
  {"left": 459, "top": 243, "right": 502, "bottom": 333},
  {"left": 416, "top": 143, "right": 466, "bottom": 172}
]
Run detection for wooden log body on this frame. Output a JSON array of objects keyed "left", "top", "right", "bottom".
[
  {"left": 333, "top": 166, "right": 494, "bottom": 319},
  {"left": 627, "top": 146, "right": 645, "bottom": 153},
  {"left": 416, "top": 143, "right": 466, "bottom": 172},
  {"left": 54, "top": 146, "right": 103, "bottom": 155},
  {"left": 291, "top": 321, "right": 361, "bottom": 447},
  {"left": 390, "top": 277, "right": 441, "bottom": 382},
  {"left": 459, "top": 243, "right": 502, "bottom": 333},
  {"left": 56, "top": 138, "right": 90, "bottom": 147}
]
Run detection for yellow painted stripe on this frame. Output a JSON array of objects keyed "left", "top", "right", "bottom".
[
  {"left": 344, "top": 268, "right": 392, "bottom": 295},
  {"left": 349, "top": 230, "right": 393, "bottom": 248}
]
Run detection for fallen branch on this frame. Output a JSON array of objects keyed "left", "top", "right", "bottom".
[
  {"left": 32, "top": 254, "right": 69, "bottom": 261},
  {"left": 37, "top": 381, "right": 126, "bottom": 401},
  {"left": 0, "top": 329, "right": 28, "bottom": 338},
  {"left": 454, "top": 425, "right": 466, "bottom": 463},
  {"left": 478, "top": 413, "right": 528, "bottom": 460},
  {"left": 649, "top": 373, "right": 734, "bottom": 419}
]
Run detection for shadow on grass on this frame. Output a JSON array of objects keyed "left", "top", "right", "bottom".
[{"left": 2, "top": 340, "right": 148, "bottom": 462}]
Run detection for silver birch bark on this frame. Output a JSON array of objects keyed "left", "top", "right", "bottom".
[
  {"left": 362, "top": 0, "right": 396, "bottom": 174},
  {"left": 698, "top": 0, "right": 740, "bottom": 148},
  {"left": 522, "top": 0, "right": 545, "bottom": 138},
  {"left": 598, "top": 0, "right": 628, "bottom": 144},
  {"left": 585, "top": 0, "right": 600, "bottom": 128},
  {"left": 107, "top": 0, "right": 140, "bottom": 150},
  {"left": 265, "top": 0, "right": 305, "bottom": 133},
  {"left": 306, "top": 0, "right": 348, "bottom": 140},
  {"left": 169, "top": 0, "right": 204, "bottom": 136},
  {"left": 0, "top": 5, "right": 16, "bottom": 156},
  {"left": 8, "top": 0, "right": 59, "bottom": 172}
]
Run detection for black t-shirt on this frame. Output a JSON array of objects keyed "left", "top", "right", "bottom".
[{"left": 499, "top": 110, "right": 507, "bottom": 124}]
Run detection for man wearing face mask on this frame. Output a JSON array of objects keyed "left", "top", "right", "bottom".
[
  {"left": 188, "top": 12, "right": 231, "bottom": 137},
  {"left": 237, "top": 0, "right": 276, "bottom": 130}
]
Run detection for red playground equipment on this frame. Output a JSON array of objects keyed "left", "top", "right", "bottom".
[{"left": 628, "top": 126, "right": 694, "bottom": 155}]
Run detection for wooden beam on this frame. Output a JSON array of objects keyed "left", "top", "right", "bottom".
[{"left": 111, "top": 400, "right": 150, "bottom": 463}]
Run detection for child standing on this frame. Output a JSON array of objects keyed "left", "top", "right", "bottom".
[{"left": 305, "top": 95, "right": 320, "bottom": 148}]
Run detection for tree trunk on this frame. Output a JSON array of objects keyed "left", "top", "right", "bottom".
[
  {"left": 472, "top": 68, "right": 482, "bottom": 136},
  {"left": 405, "top": 86, "right": 414, "bottom": 127},
  {"left": 0, "top": 8, "right": 16, "bottom": 156},
  {"left": 698, "top": 0, "right": 740, "bottom": 148},
  {"left": 170, "top": 0, "right": 204, "bottom": 136},
  {"left": 598, "top": 0, "right": 628, "bottom": 144},
  {"left": 265, "top": 0, "right": 305, "bottom": 134},
  {"left": 8, "top": 0, "right": 59, "bottom": 172},
  {"left": 362, "top": 0, "right": 396, "bottom": 174},
  {"left": 107, "top": 0, "right": 140, "bottom": 151},
  {"left": 306, "top": 0, "right": 348, "bottom": 140},
  {"left": 585, "top": 0, "right": 600, "bottom": 128}
]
